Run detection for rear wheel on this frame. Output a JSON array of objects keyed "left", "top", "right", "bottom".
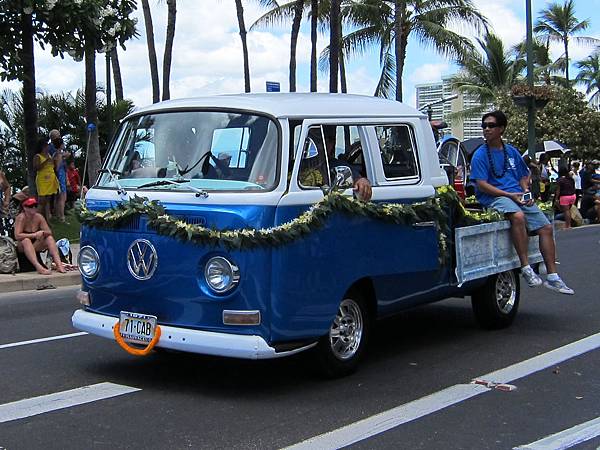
[
  {"left": 471, "top": 270, "right": 520, "bottom": 329},
  {"left": 316, "top": 290, "right": 371, "bottom": 378}
]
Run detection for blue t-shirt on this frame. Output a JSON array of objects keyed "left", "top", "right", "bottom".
[{"left": 470, "top": 143, "right": 530, "bottom": 207}]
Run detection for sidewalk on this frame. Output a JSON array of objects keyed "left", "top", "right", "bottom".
[{"left": 0, "top": 243, "right": 81, "bottom": 293}]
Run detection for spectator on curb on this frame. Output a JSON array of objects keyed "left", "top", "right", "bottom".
[
  {"left": 571, "top": 162, "right": 582, "bottom": 207},
  {"left": 0, "top": 170, "right": 10, "bottom": 218},
  {"left": 554, "top": 166, "right": 576, "bottom": 229},
  {"left": 49, "top": 130, "right": 70, "bottom": 222},
  {"left": 14, "top": 197, "right": 66, "bottom": 275},
  {"left": 66, "top": 159, "right": 80, "bottom": 209},
  {"left": 33, "top": 138, "right": 59, "bottom": 221}
]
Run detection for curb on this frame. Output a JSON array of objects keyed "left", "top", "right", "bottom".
[{"left": 0, "top": 271, "right": 81, "bottom": 293}]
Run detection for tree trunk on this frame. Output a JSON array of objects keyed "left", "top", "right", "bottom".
[
  {"left": 235, "top": 0, "right": 251, "bottom": 93},
  {"left": 162, "top": 0, "right": 177, "bottom": 101},
  {"left": 340, "top": 46, "right": 347, "bottom": 93},
  {"left": 84, "top": 42, "right": 101, "bottom": 187},
  {"left": 310, "top": 0, "right": 318, "bottom": 92},
  {"left": 21, "top": 11, "right": 38, "bottom": 194},
  {"left": 141, "top": 0, "right": 160, "bottom": 103},
  {"left": 329, "top": 0, "right": 340, "bottom": 93},
  {"left": 111, "top": 47, "right": 124, "bottom": 101},
  {"left": 563, "top": 35, "right": 569, "bottom": 83},
  {"left": 289, "top": 0, "right": 304, "bottom": 92},
  {"left": 394, "top": 0, "right": 405, "bottom": 102}
]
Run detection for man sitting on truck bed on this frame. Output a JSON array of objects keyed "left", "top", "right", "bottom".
[{"left": 470, "top": 110, "right": 574, "bottom": 295}]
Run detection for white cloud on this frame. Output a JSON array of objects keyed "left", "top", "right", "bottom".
[
  {"left": 1, "top": 0, "right": 598, "bottom": 115},
  {"left": 409, "top": 63, "right": 450, "bottom": 85}
]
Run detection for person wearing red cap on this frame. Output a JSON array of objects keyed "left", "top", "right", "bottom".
[{"left": 14, "top": 197, "right": 66, "bottom": 275}]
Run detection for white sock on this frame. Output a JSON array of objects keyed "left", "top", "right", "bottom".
[
  {"left": 547, "top": 273, "right": 560, "bottom": 281},
  {"left": 521, "top": 265, "right": 531, "bottom": 272}
]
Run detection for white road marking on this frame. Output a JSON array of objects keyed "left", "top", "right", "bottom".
[
  {"left": 0, "top": 332, "right": 88, "bottom": 350},
  {"left": 285, "top": 332, "right": 600, "bottom": 450},
  {"left": 0, "top": 382, "right": 141, "bottom": 423},
  {"left": 514, "top": 416, "right": 600, "bottom": 450}
]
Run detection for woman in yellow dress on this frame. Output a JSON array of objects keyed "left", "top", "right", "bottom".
[{"left": 34, "top": 138, "right": 59, "bottom": 221}]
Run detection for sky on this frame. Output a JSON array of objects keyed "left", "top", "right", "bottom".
[{"left": 1, "top": 0, "right": 599, "bottom": 113}]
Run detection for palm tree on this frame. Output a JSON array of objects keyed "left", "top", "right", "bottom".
[
  {"left": 310, "top": 0, "right": 319, "bottom": 91},
  {"left": 111, "top": 48, "right": 124, "bottom": 101},
  {"left": 141, "top": 0, "right": 161, "bottom": 102},
  {"left": 329, "top": 0, "right": 341, "bottom": 93},
  {"left": 289, "top": 0, "right": 305, "bottom": 91},
  {"left": 512, "top": 37, "right": 566, "bottom": 86},
  {"left": 534, "top": 0, "right": 598, "bottom": 83},
  {"left": 576, "top": 52, "right": 600, "bottom": 106},
  {"left": 0, "top": 89, "right": 27, "bottom": 188},
  {"left": 449, "top": 33, "right": 523, "bottom": 116},
  {"left": 452, "top": 33, "right": 523, "bottom": 101},
  {"left": 252, "top": 0, "right": 327, "bottom": 91},
  {"left": 162, "top": 0, "right": 177, "bottom": 100},
  {"left": 234, "top": 0, "right": 252, "bottom": 92},
  {"left": 235, "top": 0, "right": 281, "bottom": 93},
  {"left": 20, "top": 10, "right": 38, "bottom": 192},
  {"left": 341, "top": 0, "right": 487, "bottom": 102}
]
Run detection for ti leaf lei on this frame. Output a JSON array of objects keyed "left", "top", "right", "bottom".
[{"left": 77, "top": 186, "right": 504, "bottom": 257}]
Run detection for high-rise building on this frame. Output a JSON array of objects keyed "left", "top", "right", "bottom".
[{"left": 415, "top": 76, "right": 487, "bottom": 140}]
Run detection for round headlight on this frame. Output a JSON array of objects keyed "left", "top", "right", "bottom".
[
  {"left": 205, "top": 256, "right": 240, "bottom": 293},
  {"left": 78, "top": 246, "right": 100, "bottom": 279}
]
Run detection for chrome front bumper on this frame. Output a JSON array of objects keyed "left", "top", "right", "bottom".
[{"left": 72, "top": 309, "right": 315, "bottom": 359}]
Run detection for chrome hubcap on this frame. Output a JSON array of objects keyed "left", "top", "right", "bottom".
[
  {"left": 496, "top": 271, "right": 517, "bottom": 314},
  {"left": 329, "top": 299, "right": 364, "bottom": 360}
]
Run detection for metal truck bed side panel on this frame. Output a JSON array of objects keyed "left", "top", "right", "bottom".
[{"left": 455, "top": 221, "right": 544, "bottom": 285}]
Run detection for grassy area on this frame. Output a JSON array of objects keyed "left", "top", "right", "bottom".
[{"left": 48, "top": 208, "right": 81, "bottom": 243}]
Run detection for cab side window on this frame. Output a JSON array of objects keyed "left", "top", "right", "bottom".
[
  {"left": 376, "top": 125, "right": 419, "bottom": 179},
  {"left": 298, "top": 126, "right": 330, "bottom": 188}
]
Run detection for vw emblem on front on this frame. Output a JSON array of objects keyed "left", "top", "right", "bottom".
[{"left": 127, "top": 239, "right": 158, "bottom": 280}]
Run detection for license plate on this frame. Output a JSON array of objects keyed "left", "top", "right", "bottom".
[{"left": 119, "top": 311, "right": 157, "bottom": 345}]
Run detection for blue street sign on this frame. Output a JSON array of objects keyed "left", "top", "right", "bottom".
[{"left": 266, "top": 81, "right": 280, "bottom": 92}]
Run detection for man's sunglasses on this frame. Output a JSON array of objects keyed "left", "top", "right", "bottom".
[{"left": 481, "top": 123, "right": 500, "bottom": 129}]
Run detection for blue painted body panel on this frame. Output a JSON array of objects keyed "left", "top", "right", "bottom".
[
  {"left": 81, "top": 204, "right": 276, "bottom": 340},
  {"left": 82, "top": 198, "right": 470, "bottom": 345}
]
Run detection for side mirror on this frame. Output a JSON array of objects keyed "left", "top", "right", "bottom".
[
  {"left": 303, "top": 138, "right": 319, "bottom": 159},
  {"left": 329, "top": 166, "right": 353, "bottom": 192}
]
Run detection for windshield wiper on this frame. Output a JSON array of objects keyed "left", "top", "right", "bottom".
[
  {"left": 98, "top": 168, "right": 126, "bottom": 195},
  {"left": 137, "top": 178, "right": 208, "bottom": 198},
  {"left": 178, "top": 150, "right": 212, "bottom": 177}
]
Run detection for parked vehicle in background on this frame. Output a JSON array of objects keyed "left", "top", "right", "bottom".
[{"left": 431, "top": 121, "right": 468, "bottom": 200}]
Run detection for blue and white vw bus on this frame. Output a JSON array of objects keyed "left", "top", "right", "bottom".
[{"left": 73, "top": 93, "right": 529, "bottom": 376}]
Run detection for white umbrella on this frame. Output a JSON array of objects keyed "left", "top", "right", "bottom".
[{"left": 522, "top": 140, "right": 571, "bottom": 159}]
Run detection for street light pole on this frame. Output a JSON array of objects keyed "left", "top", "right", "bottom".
[
  {"left": 105, "top": 50, "right": 112, "bottom": 144},
  {"left": 526, "top": 0, "right": 536, "bottom": 159}
]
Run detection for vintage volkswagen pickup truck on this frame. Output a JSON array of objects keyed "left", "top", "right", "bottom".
[{"left": 72, "top": 93, "right": 542, "bottom": 377}]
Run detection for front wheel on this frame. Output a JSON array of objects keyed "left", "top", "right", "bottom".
[
  {"left": 315, "top": 290, "right": 371, "bottom": 378},
  {"left": 471, "top": 270, "right": 520, "bottom": 329}
]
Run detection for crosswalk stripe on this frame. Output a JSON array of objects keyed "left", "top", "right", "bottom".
[
  {"left": 285, "top": 331, "right": 600, "bottom": 450},
  {"left": 0, "top": 332, "right": 88, "bottom": 350},
  {"left": 0, "top": 382, "right": 141, "bottom": 424},
  {"left": 514, "top": 416, "right": 600, "bottom": 450}
]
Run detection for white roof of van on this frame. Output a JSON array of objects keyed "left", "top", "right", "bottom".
[{"left": 129, "top": 93, "right": 424, "bottom": 120}]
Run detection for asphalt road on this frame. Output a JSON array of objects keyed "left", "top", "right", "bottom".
[{"left": 1, "top": 226, "right": 599, "bottom": 450}]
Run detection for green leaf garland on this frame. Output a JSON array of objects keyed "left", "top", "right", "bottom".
[{"left": 76, "top": 187, "right": 507, "bottom": 259}]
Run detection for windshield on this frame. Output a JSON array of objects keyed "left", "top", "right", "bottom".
[{"left": 97, "top": 110, "right": 280, "bottom": 191}]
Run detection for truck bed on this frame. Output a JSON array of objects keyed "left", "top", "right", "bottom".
[{"left": 454, "top": 221, "right": 544, "bottom": 285}]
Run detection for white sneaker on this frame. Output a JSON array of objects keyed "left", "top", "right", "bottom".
[
  {"left": 544, "top": 278, "right": 575, "bottom": 295},
  {"left": 521, "top": 266, "right": 542, "bottom": 287}
]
